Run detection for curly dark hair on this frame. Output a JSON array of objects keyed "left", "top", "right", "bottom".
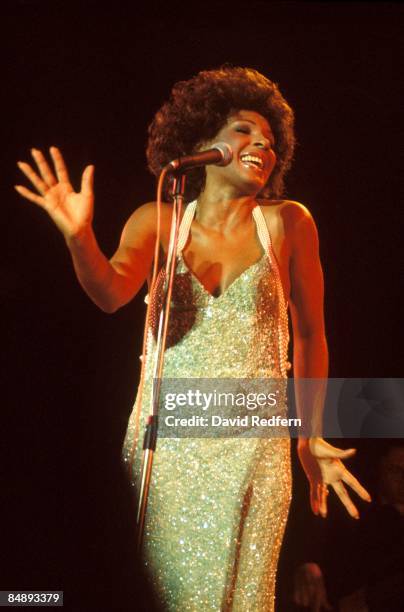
[{"left": 146, "top": 66, "right": 296, "bottom": 202}]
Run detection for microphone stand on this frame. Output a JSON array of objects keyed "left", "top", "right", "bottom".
[{"left": 136, "top": 173, "right": 186, "bottom": 551}]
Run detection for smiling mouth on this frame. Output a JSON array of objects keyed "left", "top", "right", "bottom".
[{"left": 239, "top": 154, "right": 264, "bottom": 171}]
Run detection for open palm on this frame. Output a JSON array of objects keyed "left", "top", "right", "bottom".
[{"left": 15, "top": 147, "right": 94, "bottom": 238}]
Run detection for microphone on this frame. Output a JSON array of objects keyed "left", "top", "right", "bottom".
[{"left": 164, "top": 142, "right": 233, "bottom": 173}]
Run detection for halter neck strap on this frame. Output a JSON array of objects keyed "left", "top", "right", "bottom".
[
  {"left": 176, "top": 200, "right": 197, "bottom": 254},
  {"left": 252, "top": 204, "right": 272, "bottom": 255}
]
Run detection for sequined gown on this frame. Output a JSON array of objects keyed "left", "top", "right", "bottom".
[{"left": 123, "top": 202, "right": 292, "bottom": 611}]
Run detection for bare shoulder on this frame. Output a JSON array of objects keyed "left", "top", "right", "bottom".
[
  {"left": 258, "top": 198, "right": 314, "bottom": 225},
  {"left": 120, "top": 200, "right": 173, "bottom": 245},
  {"left": 123, "top": 200, "right": 173, "bottom": 228},
  {"left": 258, "top": 198, "right": 318, "bottom": 247}
]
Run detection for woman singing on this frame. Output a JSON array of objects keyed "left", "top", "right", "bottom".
[{"left": 15, "top": 66, "right": 370, "bottom": 611}]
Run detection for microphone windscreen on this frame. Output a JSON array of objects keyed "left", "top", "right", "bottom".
[{"left": 211, "top": 142, "right": 233, "bottom": 166}]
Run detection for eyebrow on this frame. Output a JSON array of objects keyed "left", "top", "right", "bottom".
[{"left": 232, "top": 118, "right": 274, "bottom": 142}]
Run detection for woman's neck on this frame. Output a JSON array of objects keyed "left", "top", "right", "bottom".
[{"left": 195, "top": 189, "right": 258, "bottom": 232}]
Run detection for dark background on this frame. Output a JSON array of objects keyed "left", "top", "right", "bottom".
[{"left": 2, "top": 1, "right": 403, "bottom": 610}]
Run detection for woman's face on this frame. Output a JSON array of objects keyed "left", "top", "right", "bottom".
[{"left": 204, "top": 110, "right": 277, "bottom": 196}]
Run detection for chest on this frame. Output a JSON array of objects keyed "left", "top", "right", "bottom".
[
  {"left": 161, "top": 208, "right": 291, "bottom": 300},
  {"left": 184, "top": 230, "right": 263, "bottom": 296}
]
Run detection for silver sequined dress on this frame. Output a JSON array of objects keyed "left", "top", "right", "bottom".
[{"left": 123, "top": 201, "right": 292, "bottom": 611}]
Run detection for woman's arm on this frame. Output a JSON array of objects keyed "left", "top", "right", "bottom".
[
  {"left": 288, "top": 205, "right": 328, "bottom": 434},
  {"left": 15, "top": 148, "right": 157, "bottom": 312},
  {"left": 66, "top": 203, "right": 158, "bottom": 312},
  {"left": 288, "top": 204, "right": 371, "bottom": 518}
]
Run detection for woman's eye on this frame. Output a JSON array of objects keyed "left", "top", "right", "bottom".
[{"left": 235, "top": 126, "right": 249, "bottom": 134}]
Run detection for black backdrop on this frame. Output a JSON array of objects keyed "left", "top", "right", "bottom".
[{"left": 2, "top": 1, "right": 403, "bottom": 610}]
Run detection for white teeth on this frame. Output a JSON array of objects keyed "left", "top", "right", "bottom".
[{"left": 240, "top": 154, "right": 263, "bottom": 168}]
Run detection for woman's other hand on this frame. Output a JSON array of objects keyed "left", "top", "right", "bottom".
[
  {"left": 15, "top": 147, "right": 94, "bottom": 240},
  {"left": 298, "top": 438, "right": 372, "bottom": 519}
]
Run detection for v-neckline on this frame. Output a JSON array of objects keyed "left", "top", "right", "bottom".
[
  {"left": 175, "top": 201, "right": 271, "bottom": 301},
  {"left": 178, "top": 251, "right": 267, "bottom": 301}
]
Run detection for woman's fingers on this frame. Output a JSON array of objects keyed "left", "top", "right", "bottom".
[
  {"left": 17, "top": 161, "right": 49, "bottom": 195},
  {"left": 310, "top": 483, "right": 320, "bottom": 515},
  {"left": 81, "top": 165, "right": 94, "bottom": 196},
  {"left": 17, "top": 148, "right": 73, "bottom": 198},
  {"left": 14, "top": 185, "right": 46, "bottom": 207},
  {"left": 31, "top": 148, "right": 58, "bottom": 187},
  {"left": 332, "top": 447, "right": 356, "bottom": 459},
  {"left": 342, "top": 470, "right": 372, "bottom": 502},
  {"left": 318, "top": 483, "right": 329, "bottom": 518},
  {"left": 49, "top": 146, "right": 71, "bottom": 183},
  {"left": 332, "top": 480, "right": 359, "bottom": 519}
]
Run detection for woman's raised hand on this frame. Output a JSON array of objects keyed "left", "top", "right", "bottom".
[{"left": 15, "top": 147, "right": 94, "bottom": 239}]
